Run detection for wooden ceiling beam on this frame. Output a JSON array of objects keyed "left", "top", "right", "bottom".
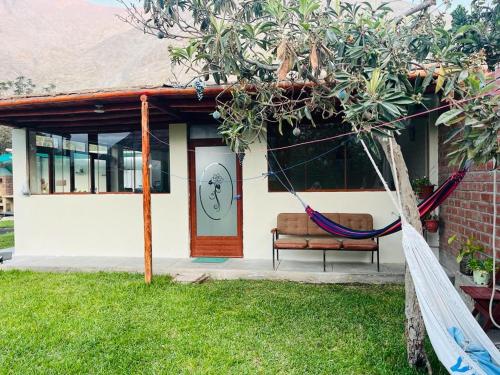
[
  {"left": 170, "top": 101, "right": 217, "bottom": 109},
  {"left": 13, "top": 110, "right": 166, "bottom": 124},
  {"left": 148, "top": 97, "right": 181, "bottom": 120},
  {"left": 0, "top": 104, "right": 141, "bottom": 118},
  {"left": 28, "top": 116, "right": 172, "bottom": 129}
]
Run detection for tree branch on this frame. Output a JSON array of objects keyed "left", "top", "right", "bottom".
[{"left": 395, "top": 0, "right": 436, "bottom": 24}]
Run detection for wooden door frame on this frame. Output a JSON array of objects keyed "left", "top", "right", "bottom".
[{"left": 188, "top": 139, "right": 243, "bottom": 258}]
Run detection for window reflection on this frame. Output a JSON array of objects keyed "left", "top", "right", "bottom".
[
  {"left": 267, "top": 123, "right": 395, "bottom": 191},
  {"left": 28, "top": 128, "right": 170, "bottom": 194}
]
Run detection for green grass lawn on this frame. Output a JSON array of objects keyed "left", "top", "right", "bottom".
[
  {"left": 0, "top": 220, "right": 14, "bottom": 229},
  {"left": 0, "top": 271, "right": 445, "bottom": 374},
  {"left": 0, "top": 232, "right": 14, "bottom": 249},
  {"left": 0, "top": 220, "right": 14, "bottom": 249}
]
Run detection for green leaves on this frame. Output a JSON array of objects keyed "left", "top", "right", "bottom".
[
  {"left": 296, "top": 0, "right": 320, "bottom": 18},
  {"left": 133, "top": 0, "right": 499, "bottom": 165},
  {"left": 435, "top": 108, "right": 464, "bottom": 126}
]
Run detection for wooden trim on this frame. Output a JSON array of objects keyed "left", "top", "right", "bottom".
[
  {"left": 28, "top": 192, "right": 171, "bottom": 196},
  {"left": 0, "top": 87, "right": 229, "bottom": 109},
  {"left": 267, "top": 187, "right": 389, "bottom": 192},
  {"left": 188, "top": 139, "right": 243, "bottom": 258},
  {"left": 141, "top": 95, "right": 153, "bottom": 284}
]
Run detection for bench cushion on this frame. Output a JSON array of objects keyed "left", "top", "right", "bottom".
[
  {"left": 277, "top": 213, "right": 308, "bottom": 235},
  {"left": 308, "top": 238, "right": 342, "bottom": 249},
  {"left": 337, "top": 213, "right": 373, "bottom": 231},
  {"left": 274, "top": 238, "right": 308, "bottom": 249},
  {"left": 342, "top": 239, "right": 378, "bottom": 250}
]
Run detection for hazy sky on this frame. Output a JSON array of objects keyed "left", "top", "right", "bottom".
[{"left": 90, "top": 0, "right": 474, "bottom": 9}]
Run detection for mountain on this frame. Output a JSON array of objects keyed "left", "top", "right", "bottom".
[
  {"left": 0, "top": 0, "right": 419, "bottom": 95},
  {"left": 0, "top": 0, "right": 173, "bottom": 93}
]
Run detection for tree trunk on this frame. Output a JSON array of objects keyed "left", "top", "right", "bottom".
[{"left": 376, "top": 136, "right": 432, "bottom": 373}]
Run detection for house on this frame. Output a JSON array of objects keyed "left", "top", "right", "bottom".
[{"left": 0, "top": 85, "right": 440, "bottom": 268}]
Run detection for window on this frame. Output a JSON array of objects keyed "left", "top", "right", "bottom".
[
  {"left": 28, "top": 128, "right": 170, "bottom": 194},
  {"left": 267, "top": 123, "right": 395, "bottom": 191}
]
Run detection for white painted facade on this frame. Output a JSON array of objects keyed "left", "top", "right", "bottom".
[{"left": 12, "top": 121, "right": 439, "bottom": 264}]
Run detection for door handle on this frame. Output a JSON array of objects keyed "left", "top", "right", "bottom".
[{"left": 233, "top": 194, "right": 242, "bottom": 201}]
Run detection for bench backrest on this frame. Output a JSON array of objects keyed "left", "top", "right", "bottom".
[{"left": 277, "top": 213, "right": 374, "bottom": 236}]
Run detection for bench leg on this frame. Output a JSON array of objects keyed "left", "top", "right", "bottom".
[
  {"left": 272, "top": 246, "right": 275, "bottom": 270},
  {"left": 323, "top": 250, "right": 326, "bottom": 272},
  {"left": 376, "top": 249, "right": 380, "bottom": 272},
  {"left": 371, "top": 251, "right": 374, "bottom": 264},
  {"left": 276, "top": 249, "right": 279, "bottom": 262}
]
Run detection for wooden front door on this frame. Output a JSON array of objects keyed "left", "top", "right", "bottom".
[{"left": 189, "top": 140, "right": 243, "bottom": 257}]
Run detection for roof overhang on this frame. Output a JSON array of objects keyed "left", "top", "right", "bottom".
[
  {"left": 0, "top": 85, "right": 230, "bottom": 133},
  {"left": 0, "top": 71, "right": 437, "bottom": 133}
]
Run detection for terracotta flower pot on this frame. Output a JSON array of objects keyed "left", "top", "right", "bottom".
[
  {"left": 424, "top": 219, "right": 439, "bottom": 233},
  {"left": 418, "top": 185, "right": 434, "bottom": 200}
]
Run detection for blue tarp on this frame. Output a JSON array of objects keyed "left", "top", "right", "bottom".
[
  {"left": 0, "top": 153, "right": 12, "bottom": 163},
  {"left": 448, "top": 327, "right": 500, "bottom": 374}
]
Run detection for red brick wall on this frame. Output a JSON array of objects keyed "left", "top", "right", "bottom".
[{"left": 438, "top": 126, "right": 500, "bottom": 258}]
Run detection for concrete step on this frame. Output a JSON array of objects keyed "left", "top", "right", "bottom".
[{"left": 0, "top": 248, "right": 13, "bottom": 262}]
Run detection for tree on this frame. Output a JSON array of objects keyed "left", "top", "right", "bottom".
[
  {"left": 121, "top": 0, "right": 498, "bottom": 371},
  {"left": 451, "top": 0, "right": 499, "bottom": 70},
  {"left": 0, "top": 76, "right": 56, "bottom": 152}
]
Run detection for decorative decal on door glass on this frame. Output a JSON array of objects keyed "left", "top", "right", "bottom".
[{"left": 199, "top": 163, "right": 234, "bottom": 220}]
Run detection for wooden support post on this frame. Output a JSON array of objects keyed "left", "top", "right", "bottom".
[{"left": 141, "top": 95, "right": 153, "bottom": 284}]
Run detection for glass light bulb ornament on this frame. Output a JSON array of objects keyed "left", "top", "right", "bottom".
[
  {"left": 212, "top": 110, "right": 221, "bottom": 120},
  {"left": 193, "top": 79, "right": 205, "bottom": 101},
  {"left": 157, "top": 31, "right": 166, "bottom": 39},
  {"left": 293, "top": 127, "right": 301, "bottom": 137}
]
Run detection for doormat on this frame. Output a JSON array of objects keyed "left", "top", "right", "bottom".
[{"left": 192, "top": 257, "right": 228, "bottom": 263}]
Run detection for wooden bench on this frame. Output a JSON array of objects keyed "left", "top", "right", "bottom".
[
  {"left": 271, "top": 213, "right": 379, "bottom": 272},
  {"left": 460, "top": 269, "right": 500, "bottom": 331}
]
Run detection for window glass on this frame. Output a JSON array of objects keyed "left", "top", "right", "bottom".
[
  {"left": 28, "top": 128, "right": 170, "bottom": 194},
  {"left": 150, "top": 128, "right": 169, "bottom": 193},
  {"left": 35, "top": 153, "right": 50, "bottom": 194},
  {"left": 67, "top": 134, "right": 90, "bottom": 193},
  {"left": 267, "top": 122, "right": 394, "bottom": 191}
]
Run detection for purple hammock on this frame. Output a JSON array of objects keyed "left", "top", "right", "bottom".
[{"left": 305, "top": 169, "right": 467, "bottom": 239}]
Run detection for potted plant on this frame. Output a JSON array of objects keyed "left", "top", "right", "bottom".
[
  {"left": 451, "top": 235, "right": 482, "bottom": 276},
  {"left": 423, "top": 213, "right": 439, "bottom": 232},
  {"left": 411, "top": 176, "right": 434, "bottom": 199},
  {"left": 468, "top": 257, "right": 494, "bottom": 286}
]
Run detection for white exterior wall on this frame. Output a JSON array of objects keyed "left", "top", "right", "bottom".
[
  {"left": 242, "top": 140, "right": 404, "bottom": 263},
  {"left": 12, "top": 122, "right": 439, "bottom": 263},
  {"left": 13, "top": 124, "right": 189, "bottom": 258}
]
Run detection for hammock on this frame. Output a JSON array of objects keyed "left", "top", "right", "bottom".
[
  {"left": 269, "top": 138, "right": 500, "bottom": 373},
  {"left": 360, "top": 140, "right": 500, "bottom": 374},
  {"left": 305, "top": 169, "right": 467, "bottom": 239}
]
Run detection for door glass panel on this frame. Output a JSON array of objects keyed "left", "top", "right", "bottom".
[{"left": 196, "top": 146, "right": 237, "bottom": 236}]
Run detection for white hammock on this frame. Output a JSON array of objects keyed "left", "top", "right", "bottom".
[{"left": 360, "top": 138, "right": 500, "bottom": 374}]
